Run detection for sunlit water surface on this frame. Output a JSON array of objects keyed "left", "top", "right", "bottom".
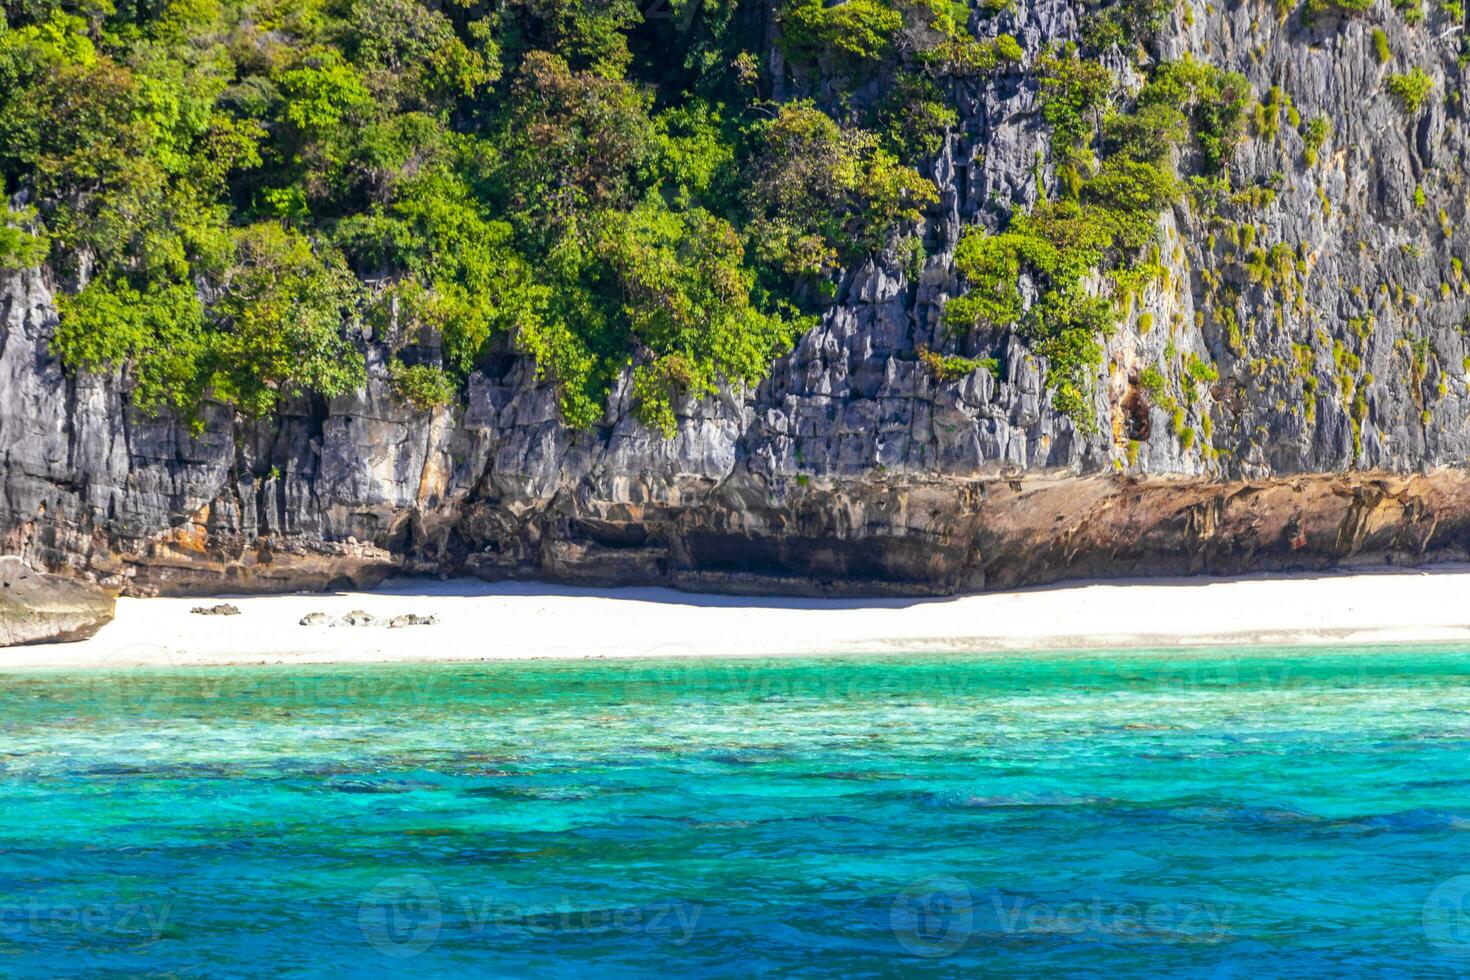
[{"left": 4, "top": 646, "right": 1470, "bottom": 976}]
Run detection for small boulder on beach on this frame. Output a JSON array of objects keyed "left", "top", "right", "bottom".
[
  {"left": 298, "top": 610, "right": 438, "bottom": 628},
  {"left": 387, "top": 614, "right": 439, "bottom": 628},
  {"left": 191, "top": 603, "right": 240, "bottom": 616}
]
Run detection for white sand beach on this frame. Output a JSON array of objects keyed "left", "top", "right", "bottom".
[{"left": 2, "top": 565, "right": 1470, "bottom": 669}]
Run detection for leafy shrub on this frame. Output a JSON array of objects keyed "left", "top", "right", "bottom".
[
  {"left": 208, "top": 224, "right": 367, "bottom": 416},
  {"left": 1185, "top": 353, "right": 1219, "bottom": 383},
  {"left": 495, "top": 51, "right": 654, "bottom": 235},
  {"left": 0, "top": 212, "right": 48, "bottom": 270},
  {"left": 1387, "top": 69, "right": 1434, "bottom": 113},
  {"left": 1138, "top": 366, "right": 1168, "bottom": 401},
  {"left": 1038, "top": 45, "right": 1115, "bottom": 171},
  {"left": 745, "top": 103, "right": 938, "bottom": 278},
  {"left": 1393, "top": 0, "right": 1425, "bottom": 22},
  {"left": 778, "top": 0, "right": 903, "bottom": 69},
  {"left": 917, "top": 346, "right": 998, "bottom": 381},
  {"left": 388, "top": 362, "right": 457, "bottom": 410},
  {"left": 777, "top": 0, "right": 1021, "bottom": 79},
  {"left": 338, "top": 163, "right": 543, "bottom": 379},
  {"left": 598, "top": 202, "right": 804, "bottom": 433},
  {"left": 1082, "top": 0, "right": 1174, "bottom": 50},
  {"left": 945, "top": 198, "right": 1124, "bottom": 427},
  {"left": 1301, "top": 116, "right": 1331, "bottom": 165},
  {"left": 1137, "top": 56, "right": 1251, "bottom": 174},
  {"left": 878, "top": 74, "right": 960, "bottom": 161},
  {"left": 53, "top": 224, "right": 365, "bottom": 417},
  {"left": 1372, "top": 28, "right": 1392, "bottom": 64},
  {"left": 55, "top": 279, "right": 209, "bottom": 416},
  {"left": 926, "top": 30, "right": 1025, "bottom": 76},
  {"left": 1305, "top": 0, "right": 1375, "bottom": 14}
]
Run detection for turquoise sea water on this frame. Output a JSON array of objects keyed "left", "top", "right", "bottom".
[{"left": 4, "top": 647, "right": 1470, "bottom": 976}]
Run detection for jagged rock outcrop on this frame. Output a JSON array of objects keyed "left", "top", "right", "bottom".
[
  {"left": 2, "top": 0, "right": 1468, "bottom": 597},
  {"left": 0, "top": 557, "right": 114, "bottom": 645}
]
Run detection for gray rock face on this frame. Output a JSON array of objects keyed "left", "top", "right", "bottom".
[
  {"left": 2, "top": 3, "right": 1469, "bottom": 596},
  {"left": 0, "top": 557, "right": 114, "bottom": 646}
]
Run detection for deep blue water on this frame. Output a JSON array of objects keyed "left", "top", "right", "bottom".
[{"left": 4, "top": 647, "right": 1470, "bottom": 976}]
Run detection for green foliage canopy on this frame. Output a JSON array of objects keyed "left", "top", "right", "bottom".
[{"left": 1, "top": 0, "right": 944, "bottom": 434}]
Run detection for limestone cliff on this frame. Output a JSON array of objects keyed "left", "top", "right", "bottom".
[{"left": 3, "top": 0, "right": 1469, "bottom": 596}]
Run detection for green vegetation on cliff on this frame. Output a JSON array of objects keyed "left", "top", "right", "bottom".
[
  {"left": 0, "top": 0, "right": 1263, "bottom": 436},
  {"left": 944, "top": 48, "right": 1250, "bottom": 426},
  {"left": 0, "top": 0, "right": 944, "bottom": 429}
]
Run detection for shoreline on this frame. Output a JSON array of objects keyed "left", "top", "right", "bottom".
[{"left": 3, "top": 565, "right": 1470, "bottom": 669}]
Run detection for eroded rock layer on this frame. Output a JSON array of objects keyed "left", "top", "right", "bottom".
[{"left": 0, "top": 557, "right": 114, "bottom": 645}]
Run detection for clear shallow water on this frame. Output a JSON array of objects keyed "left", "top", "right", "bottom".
[{"left": 4, "top": 647, "right": 1470, "bottom": 977}]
